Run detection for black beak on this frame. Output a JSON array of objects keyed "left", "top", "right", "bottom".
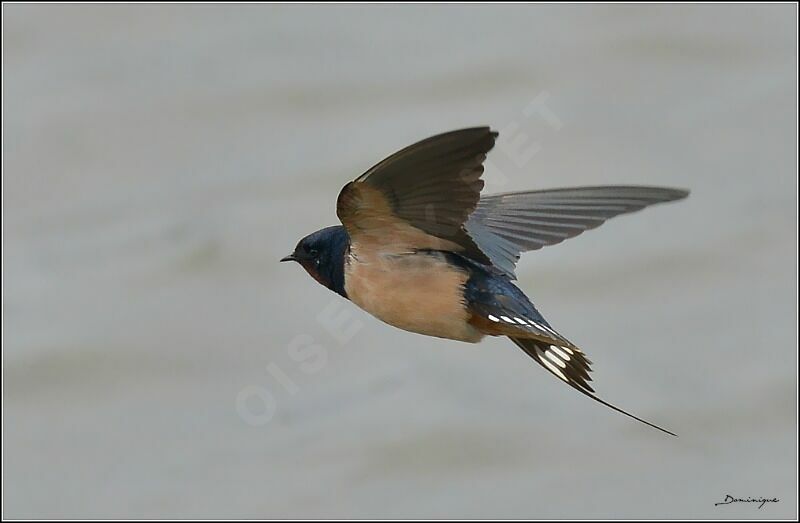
[{"left": 280, "top": 254, "right": 297, "bottom": 263}]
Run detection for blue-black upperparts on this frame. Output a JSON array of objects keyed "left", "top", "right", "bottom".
[
  {"left": 287, "top": 225, "right": 349, "bottom": 298},
  {"left": 445, "top": 251, "right": 676, "bottom": 436},
  {"left": 443, "top": 251, "right": 551, "bottom": 328}
]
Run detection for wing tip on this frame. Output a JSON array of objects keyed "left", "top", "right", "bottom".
[{"left": 655, "top": 186, "right": 690, "bottom": 202}]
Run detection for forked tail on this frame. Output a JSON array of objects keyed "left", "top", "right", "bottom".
[{"left": 509, "top": 336, "right": 677, "bottom": 437}]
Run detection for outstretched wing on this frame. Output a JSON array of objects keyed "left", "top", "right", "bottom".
[
  {"left": 336, "top": 127, "right": 497, "bottom": 261},
  {"left": 337, "top": 127, "right": 688, "bottom": 276},
  {"left": 466, "top": 186, "right": 690, "bottom": 278}
]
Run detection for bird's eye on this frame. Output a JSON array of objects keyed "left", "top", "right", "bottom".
[{"left": 308, "top": 248, "right": 319, "bottom": 258}]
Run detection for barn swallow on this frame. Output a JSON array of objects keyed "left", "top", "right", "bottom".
[{"left": 281, "top": 127, "right": 688, "bottom": 436}]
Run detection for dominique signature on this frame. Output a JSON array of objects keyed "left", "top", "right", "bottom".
[{"left": 715, "top": 494, "right": 779, "bottom": 509}]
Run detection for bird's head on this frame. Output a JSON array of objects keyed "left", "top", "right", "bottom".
[{"left": 280, "top": 225, "right": 349, "bottom": 297}]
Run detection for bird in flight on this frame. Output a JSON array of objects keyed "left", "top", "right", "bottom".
[{"left": 281, "top": 127, "right": 687, "bottom": 436}]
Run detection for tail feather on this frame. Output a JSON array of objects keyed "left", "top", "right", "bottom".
[{"left": 510, "top": 336, "right": 676, "bottom": 437}]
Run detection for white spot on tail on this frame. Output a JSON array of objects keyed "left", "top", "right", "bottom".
[
  {"left": 487, "top": 314, "right": 500, "bottom": 322},
  {"left": 540, "top": 324, "right": 558, "bottom": 336},
  {"left": 529, "top": 320, "right": 552, "bottom": 333},
  {"left": 500, "top": 316, "right": 514, "bottom": 323},
  {"left": 541, "top": 358, "right": 568, "bottom": 382},
  {"left": 514, "top": 317, "right": 528, "bottom": 325},
  {"left": 549, "top": 345, "right": 570, "bottom": 361},
  {"left": 546, "top": 351, "right": 567, "bottom": 368},
  {"left": 561, "top": 346, "right": 574, "bottom": 355}
]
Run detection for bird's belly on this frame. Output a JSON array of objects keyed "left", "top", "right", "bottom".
[{"left": 344, "top": 252, "right": 483, "bottom": 343}]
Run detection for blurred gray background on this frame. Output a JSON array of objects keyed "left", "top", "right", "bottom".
[{"left": 2, "top": 4, "right": 797, "bottom": 519}]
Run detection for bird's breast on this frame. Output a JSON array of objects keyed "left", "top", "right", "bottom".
[{"left": 344, "top": 249, "right": 483, "bottom": 343}]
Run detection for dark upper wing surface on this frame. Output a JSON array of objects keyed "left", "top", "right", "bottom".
[
  {"left": 336, "top": 128, "right": 688, "bottom": 275},
  {"left": 336, "top": 127, "right": 497, "bottom": 260}
]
